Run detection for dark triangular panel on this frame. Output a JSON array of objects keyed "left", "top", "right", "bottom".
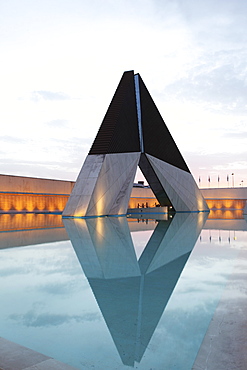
[
  {"left": 138, "top": 219, "right": 173, "bottom": 275},
  {"left": 137, "top": 74, "right": 190, "bottom": 173},
  {"left": 139, "top": 153, "right": 173, "bottom": 207},
  {"left": 88, "top": 276, "right": 141, "bottom": 367},
  {"left": 89, "top": 71, "right": 140, "bottom": 154},
  {"left": 136, "top": 253, "right": 191, "bottom": 362}
]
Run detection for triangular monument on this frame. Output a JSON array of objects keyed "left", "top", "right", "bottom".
[{"left": 63, "top": 70, "right": 208, "bottom": 217}]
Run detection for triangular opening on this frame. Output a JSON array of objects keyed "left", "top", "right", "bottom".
[
  {"left": 130, "top": 228, "right": 155, "bottom": 260},
  {"left": 130, "top": 165, "right": 159, "bottom": 209},
  {"left": 129, "top": 158, "right": 174, "bottom": 211},
  {"left": 134, "top": 166, "right": 148, "bottom": 186}
]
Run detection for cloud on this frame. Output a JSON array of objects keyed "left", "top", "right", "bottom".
[
  {"left": 186, "top": 151, "right": 247, "bottom": 170},
  {"left": 0, "top": 160, "right": 79, "bottom": 181},
  {"left": 1, "top": 135, "right": 27, "bottom": 144},
  {"left": 179, "top": 0, "right": 247, "bottom": 46},
  {"left": 45, "top": 119, "right": 69, "bottom": 128},
  {"left": 37, "top": 282, "right": 79, "bottom": 295},
  {"left": 223, "top": 131, "right": 247, "bottom": 139},
  {"left": 8, "top": 310, "right": 101, "bottom": 327},
  {"left": 162, "top": 50, "right": 247, "bottom": 112},
  {"left": 213, "top": 161, "right": 247, "bottom": 171},
  {"left": 185, "top": 150, "right": 247, "bottom": 186},
  {"left": 0, "top": 266, "right": 32, "bottom": 277},
  {"left": 148, "top": 304, "right": 222, "bottom": 369},
  {"left": 35, "top": 277, "right": 91, "bottom": 295},
  {"left": 0, "top": 135, "right": 93, "bottom": 180},
  {"left": 31, "top": 91, "right": 71, "bottom": 102},
  {"left": 0, "top": 0, "right": 246, "bottom": 184}
]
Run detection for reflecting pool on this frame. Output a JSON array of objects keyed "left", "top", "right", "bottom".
[{"left": 0, "top": 212, "right": 247, "bottom": 369}]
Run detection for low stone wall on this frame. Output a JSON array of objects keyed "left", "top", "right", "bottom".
[
  {"left": 0, "top": 174, "right": 73, "bottom": 213},
  {"left": 201, "top": 187, "right": 247, "bottom": 212},
  {"left": 0, "top": 174, "right": 74, "bottom": 194},
  {"left": 129, "top": 186, "right": 158, "bottom": 208},
  {"left": 1, "top": 174, "right": 246, "bottom": 213},
  {"left": 201, "top": 187, "right": 247, "bottom": 200},
  {"left": 0, "top": 193, "right": 69, "bottom": 213}
]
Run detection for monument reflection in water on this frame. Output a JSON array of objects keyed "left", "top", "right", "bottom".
[{"left": 64, "top": 212, "right": 207, "bottom": 367}]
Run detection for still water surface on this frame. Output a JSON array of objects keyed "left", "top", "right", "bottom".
[{"left": 0, "top": 213, "right": 247, "bottom": 369}]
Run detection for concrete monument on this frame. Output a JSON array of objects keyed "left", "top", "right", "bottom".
[{"left": 63, "top": 71, "right": 208, "bottom": 217}]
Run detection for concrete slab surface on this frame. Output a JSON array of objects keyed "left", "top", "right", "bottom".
[
  {"left": 0, "top": 337, "right": 78, "bottom": 370},
  {"left": 193, "top": 249, "right": 247, "bottom": 370}
]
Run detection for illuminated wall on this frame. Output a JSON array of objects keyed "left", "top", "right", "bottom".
[
  {"left": 206, "top": 199, "right": 245, "bottom": 210},
  {"left": 0, "top": 174, "right": 73, "bottom": 214},
  {"left": 200, "top": 187, "right": 247, "bottom": 212},
  {"left": 0, "top": 192, "right": 246, "bottom": 214},
  {"left": 0, "top": 213, "right": 64, "bottom": 232},
  {"left": 208, "top": 209, "right": 244, "bottom": 220},
  {"left": 0, "top": 213, "right": 68, "bottom": 250},
  {"left": 0, "top": 174, "right": 246, "bottom": 213},
  {"left": 128, "top": 187, "right": 159, "bottom": 209},
  {"left": 128, "top": 197, "right": 160, "bottom": 209},
  {"left": 0, "top": 193, "right": 69, "bottom": 213},
  {"left": 201, "top": 187, "right": 247, "bottom": 200}
]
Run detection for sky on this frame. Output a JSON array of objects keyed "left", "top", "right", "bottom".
[{"left": 0, "top": 0, "right": 247, "bottom": 188}]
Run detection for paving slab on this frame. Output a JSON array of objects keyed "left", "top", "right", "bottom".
[
  {"left": 193, "top": 249, "right": 247, "bottom": 370},
  {"left": 0, "top": 337, "right": 78, "bottom": 370}
]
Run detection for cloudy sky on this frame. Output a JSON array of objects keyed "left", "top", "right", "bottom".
[{"left": 0, "top": 0, "right": 246, "bottom": 188}]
